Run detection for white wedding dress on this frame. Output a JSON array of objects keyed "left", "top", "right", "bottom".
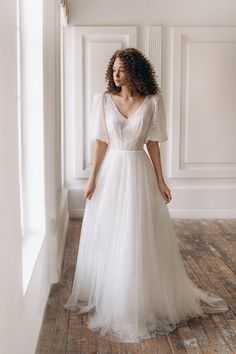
[{"left": 63, "top": 92, "right": 229, "bottom": 343}]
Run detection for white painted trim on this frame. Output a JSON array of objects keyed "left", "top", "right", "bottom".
[
  {"left": 72, "top": 26, "right": 137, "bottom": 178},
  {"left": 47, "top": 187, "right": 69, "bottom": 284},
  {"left": 170, "top": 26, "right": 236, "bottom": 179},
  {"left": 169, "top": 209, "right": 236, "bottom": 219},
  {"left": 144, "top": 26, "right": 162, "bottom": 84},
  {"left": 70, "top": 206, "right": 236, "bottom": 220}
]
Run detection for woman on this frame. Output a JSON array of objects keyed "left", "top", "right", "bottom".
[{"left": 63, "top": 48, "right": 229, "bottom": 343}]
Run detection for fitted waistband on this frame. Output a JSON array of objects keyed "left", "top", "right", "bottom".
[{"left": 108, "top": 148, "right": 145, "bottom": 153}]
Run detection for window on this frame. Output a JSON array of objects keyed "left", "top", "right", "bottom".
[{"left": 17, "top": 0, "right": 45, "bottom": 294}]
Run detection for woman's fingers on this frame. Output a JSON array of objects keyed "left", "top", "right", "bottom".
[
  {"left": 162, "top": 187, "right": 172, "bottom": 204},
  {"left": 84, "top": 188, "right": 94, "bottom": 200},
  {"left": 166, "top": 190, "right": 172, "bottom": 203}
]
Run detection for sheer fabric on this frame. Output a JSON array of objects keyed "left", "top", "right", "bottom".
[
  {"left": 90, "top": 92, "right": 167, "bottom": 148},
  {"left": 144, "top": 93, "right": 168, "bottom": 143},
  {"left": 90, "top": 93, "right": 110, "bottom": 144},
  {"left": 63, "top": 92, "right": 229, "bottom": 343}
]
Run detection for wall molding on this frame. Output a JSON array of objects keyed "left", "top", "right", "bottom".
[
  {"left": 73, "top": 26, "right": 137, "bottom": 178},
  {"left": 70, "top": 207, "right": 236, "bottom": 220},
  {"left": 144, "top": 26, "right": 162, "bottom": 84},
  {"left": 170, "top": 26, "right": 236, "bottom": 178}
]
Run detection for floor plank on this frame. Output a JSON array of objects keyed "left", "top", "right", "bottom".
[{"left": 36, "top": 218, "right": 236, "bottom": 354}]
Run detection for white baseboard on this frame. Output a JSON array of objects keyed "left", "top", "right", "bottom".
[
  {"left": 70, "top": 208, "right": 84, "bottom": 218},
  {"left": 169, "top": 209, "right": 236, "bottom": 219},
  {"left": 70, "top": 207, "right": 236, "bottom": 220},
  {"left": 48, "top": 187, "right": 70, "bottom": 284}
]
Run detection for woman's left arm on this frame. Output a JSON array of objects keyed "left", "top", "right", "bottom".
[{"left": 146, "top": 141, "right": 172, "bottom": 204}]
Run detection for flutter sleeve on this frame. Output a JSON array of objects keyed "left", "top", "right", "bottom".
[
  {"left": 145, "top": 93, "right": 168, "bottom": 143},
  {"left": 89, "top": 92, "right": 109, "bottom": 144}
]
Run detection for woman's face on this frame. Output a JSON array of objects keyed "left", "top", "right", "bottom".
[{"left": 112, "top": 57, "right": 128, "bottom": 87}]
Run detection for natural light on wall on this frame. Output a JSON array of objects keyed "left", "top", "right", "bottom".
[{"left": 17, "top": 0, "right": 45, "bottom": 295}]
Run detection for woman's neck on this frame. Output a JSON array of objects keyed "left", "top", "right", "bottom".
[{"left": 119, "top": 85, "right": 139, "bottom": 98}]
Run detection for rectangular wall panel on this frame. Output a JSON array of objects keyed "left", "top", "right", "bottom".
[
  {"left": 171, "top": 26, "right": 236, "bottom": 178},
  {"left": 73, "top": 26, "right": 137, "bottom": 178}
]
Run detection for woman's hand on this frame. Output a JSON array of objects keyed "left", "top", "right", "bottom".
[
  {"left": 85, "top": 140, "right": 107, "bottom": 200},
  {"left": 158, "top": 180, "right": 172, "bottom": 204},
  {"left": 84, "top": 177, "right": 96, "bottom": 200}
]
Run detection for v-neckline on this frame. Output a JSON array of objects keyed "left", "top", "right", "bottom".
[{"left": 108, "top": 93, "right": 148, "bottom": 120}]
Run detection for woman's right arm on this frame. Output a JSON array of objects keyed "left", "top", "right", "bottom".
[{"left": 84, "top": 140, "right": 108, "bottom": 199}]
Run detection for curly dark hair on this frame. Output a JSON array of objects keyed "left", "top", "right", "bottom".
[{"left": 105, "top": 48, "right": 161, "bottom": 96}]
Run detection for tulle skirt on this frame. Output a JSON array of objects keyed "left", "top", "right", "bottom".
[{"left": 63, "top": 147, "right": 229, "bottom": 343}]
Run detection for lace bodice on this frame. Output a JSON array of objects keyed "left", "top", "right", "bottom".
[{"left": 89, "top": 92, "right": 168, "bottom": 151}]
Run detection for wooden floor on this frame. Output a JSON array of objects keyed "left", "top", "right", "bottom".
[{"left": 36, "top": 218, "right": 236, "bottom": 354}]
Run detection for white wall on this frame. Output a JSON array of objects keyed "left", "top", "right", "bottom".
[
  {"left": 64, "top": 0, "right": 236, "bottom": 218},
  {"left": 69, "top": 0, "right": 236, "bottom": 26},
  {"left": 0, "top": 1, "right": 69, "bottom": 353}
]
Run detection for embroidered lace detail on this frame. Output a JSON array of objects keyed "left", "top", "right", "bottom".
[{"left": 89, "top": 92, "right": 168, "bottom": 150}]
